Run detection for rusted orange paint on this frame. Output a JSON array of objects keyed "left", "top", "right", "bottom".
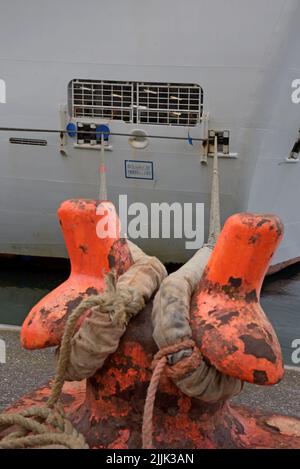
[
  {"left": 5, "top": 299, "right": 300, "bottom": 449},
  {"left": 21, "top": 199, "right": 133, "bottom": 349},
  {"left": 122, "top": 342, "right": 150, "bottom": 371},
  {"left": 107, "top": 429, "right": 130, "bottom": 449},
  {"left": 204, "top": 213, "right": 283, "bottom": 291},
  {"left": 6, "top": 208, "right": 300, "bottom": 449},
  {"left": 191, "top": 213, "right": 284, "bottom": 385},
  {"left": 99, "top": 366, "right": 139, "bottom": 394}
]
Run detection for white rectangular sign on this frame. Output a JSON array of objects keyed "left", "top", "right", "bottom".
[{"left": 125, "top": 160, "right": 153, "bottom": 180}]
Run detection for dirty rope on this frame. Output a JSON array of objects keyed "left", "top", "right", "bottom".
[
  {"left": 146, "top": 136, "right": 242, "bottom": 448},
  {"left": 63, "top": 244, "right": 167, "bottom": 381},
  {"left": 0, "top": 271, "right": 149, "bottom": 449},
  {"left": 207, "top": 135, "right": 221, "bottom": 246},
  {"left": 0, "top": 283, "right": 102, "bottom": 448},
  {"left": 142, "top": 339, "right": 201, "bottom": 449},
  {"left": 0, "top": 244, "right": 167, "bottom": 448}
]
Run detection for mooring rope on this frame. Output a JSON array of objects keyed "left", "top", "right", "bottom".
[
  {"left": 0, "top": 284, "right": 104, "bottom": 448},
  {"left": 207, "top": 136, "right": 221, "bottom": 246},
  {"left": 98, "top": 137, "right": 107, "bottom": 201},
  {"left": 0, "top": 273, "right": 142, "bottom": 449},
  {"left": 0, "top": 265, "right": 162, "bottom": 448},
  {"left": 0, "top": 290, "right": 91, "bottom": 449},
  {"left": 0, "top": 136, "right": 223, "bottom": 448},
  {"left": 142, "top": 136, "right": 228, "bottom": 449},
  {"left": 142, "top": 339, "right": 201, "bottom": 449}
]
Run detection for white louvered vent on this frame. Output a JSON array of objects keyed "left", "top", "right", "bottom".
[{"left": 70, "top": 80, "right": 202, "bottom": 127}]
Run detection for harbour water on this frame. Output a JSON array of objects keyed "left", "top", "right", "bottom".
[{"left": 0, "top": 255, "right": 299, "bottom": 367}]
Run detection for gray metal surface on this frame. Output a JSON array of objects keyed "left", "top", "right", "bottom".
[{"left": 0, "top": 0, "right": 299, "bottom": 267}]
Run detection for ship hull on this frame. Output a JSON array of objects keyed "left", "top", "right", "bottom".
[{"left": 0, "top": 0, "right": 300, "bottom": 267}]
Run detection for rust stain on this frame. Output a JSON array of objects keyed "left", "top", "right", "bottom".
[
  {"left": 21, "top": 199, "right": 134, "bottom": 350},
  {"left": 9, "top": 209, "right": 300, "bottom": 449},
  {"left": 190, "top": 213, "right": 284, "bottom": 385}
]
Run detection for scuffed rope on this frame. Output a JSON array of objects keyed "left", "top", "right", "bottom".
[
  {"left": 144, "top": 137, "right": 242, "bottom": 448},
  {"left": 0, "top": 272, "right": 147, "bottom": 449},
  {"left": 142, "top": 339, "right": 201, "bottom": 449},
  {"left": 207, "top": 136, "right": 221, "bottom": 246},
  {"left": 49, "top": 274, "right": 122, "bottom": 406},
  {"left": 63, "top": 249, "right": 167, "bottom": 381},
  {"left": 0, "top": 247, "right": 167, "bottom": 448},
  {"left": 98, "top": 136, "right": 107, "bottom": 201},
  {"left": 0, "top": 406, "right": 87, "bottom": 449}
]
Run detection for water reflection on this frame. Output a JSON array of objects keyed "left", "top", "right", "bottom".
[
  {"left": 0, "top": 256, "right": 69, "bottom": 326},
  {"left": 262, "top": 263, "right": 300, "bottom": 366}
]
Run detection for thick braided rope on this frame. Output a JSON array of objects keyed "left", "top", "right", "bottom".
[
  {"left": 0, "top": 273, "right": 125, "bottom": 449},
  {"left": 0, "top": 433, "right": 86, "bottom": 449},
  {"left": 47, "top": 294, "right": 104, "bottom": 408},
  {"left": 101, "top": 272, "right": 146, "bottom": 326},
  {"left": 50, "top": 271, "right": 143, "bottom": 402},
  {"left": 61, "top": 271, "right": 147, "bottom": 381},
  {"left": 110, "top": 286, "right": 145, "bottom": 326},
  {"left": 47, "top": 274, "right": 117, "bottom": 407},
  {"left": 142, "top": 339, "right": 201, "bottom": 449},
  {"left": 0, "top": 405, "right": 88, "bottom": 449},
  {"left": 0, "top": 271, "right": 148, "bottom": 448},
  {"left": 207, "top": 136, "right": 221, "bottom": 247}
]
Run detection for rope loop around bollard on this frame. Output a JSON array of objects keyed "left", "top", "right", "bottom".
[
  {"left": 142, "top": 338, "right": 202, "bottom": 449},
  {"left": 0, "top": 273, "right": 126, "bottom": 449}
]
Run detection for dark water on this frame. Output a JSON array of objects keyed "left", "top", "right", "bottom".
[
  {"left": 0, "top": 256, "right": 70, "bottom": 326},
  {"left": 0, "top": 256, "right": 299, "bottom": 366},
  {"left": 261, "top": 264, "right": 300, "bottom": 366}
]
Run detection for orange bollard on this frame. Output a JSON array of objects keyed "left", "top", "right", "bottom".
[
  {"left": 190, "top": 213, "right": 284, "bottom": 385},
  {"left": 7, "top": 300, "right": 300, "bottom": 449},
  {"left": 21, "top": 199, "right": 133, "bottom": 350},
  {"left": 5, "top": 211, "right": 300, "bottom": 449}
]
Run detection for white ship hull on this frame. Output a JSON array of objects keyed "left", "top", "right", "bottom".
[{"left": 0, "top": 0, "right": 300, "bottom": 267}]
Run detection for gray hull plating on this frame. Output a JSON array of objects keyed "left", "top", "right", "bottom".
[{"left": 0, "top": 0, "right": 299, "bottom": 266}]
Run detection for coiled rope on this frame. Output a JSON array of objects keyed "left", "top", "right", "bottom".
[
  {"left": 0, "top": 289, "right": 92, "bottom": 449},
  {"left": 0, "top": 272, "right": 142, "bottom": 449}
]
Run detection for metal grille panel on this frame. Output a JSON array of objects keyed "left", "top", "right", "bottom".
[
  {"left": 137, "top": 82, "right": 202, "bottom": 126},
  {"left": 71, "top": 80, "right": 133, "bottom": 122},
  {"left": 70, "top": 80, "right": 202, "bottom": 126}
]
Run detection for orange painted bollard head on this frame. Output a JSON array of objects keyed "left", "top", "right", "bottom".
[
  {"left": 21, "top": 199, "right": 133, "bottom": 350},
  {"left": 191, "top": 213, "right": 284, "bottom": 385},
  {"left": 6, "top": 210, "right": 300, "bottom": 449}
]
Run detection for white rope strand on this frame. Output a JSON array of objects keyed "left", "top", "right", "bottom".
[
  {"left": 207, "top": 136, "right": 221, "bottom": 246},
  {"left": 98, "top": 136, "right": 107, "bottom": 201}
]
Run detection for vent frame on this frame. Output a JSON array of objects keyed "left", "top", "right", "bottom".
[
  {"left": 9, "top": 137, "right": 47, "bottom": 146},
  {"left": 69, "top": 79, "right": 203, "bottom": 127}
]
